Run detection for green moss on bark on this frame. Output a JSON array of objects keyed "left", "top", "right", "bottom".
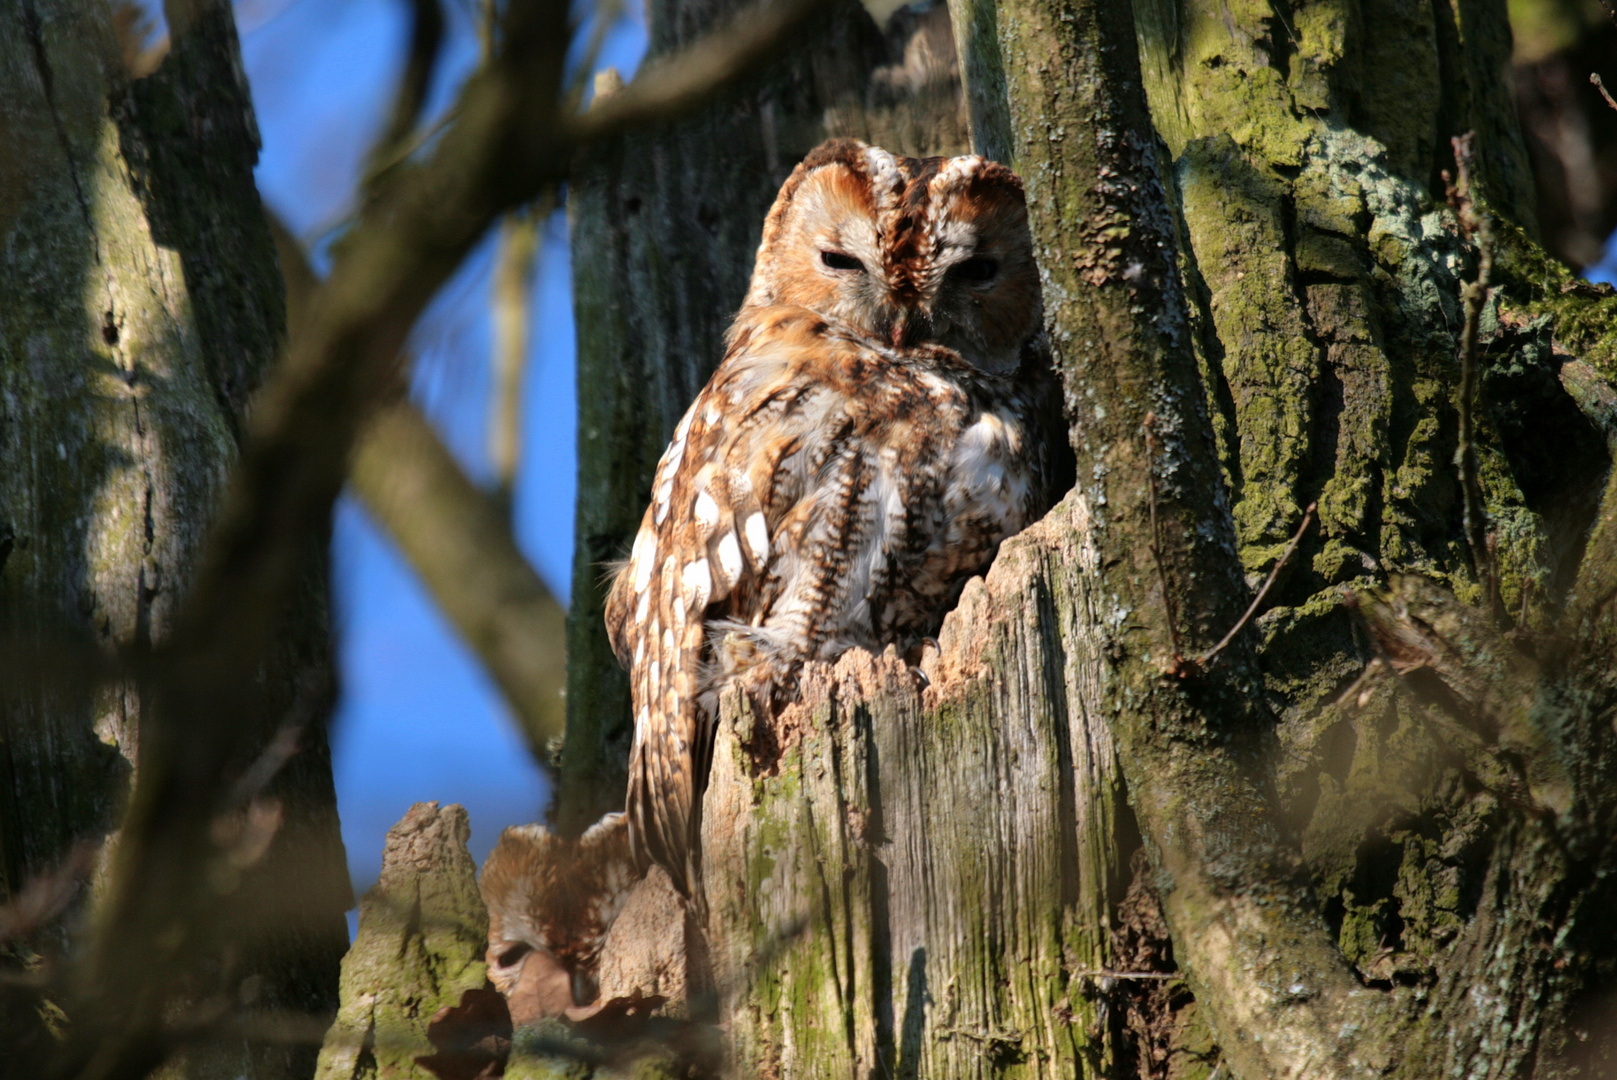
[{"left": 316, "top": 804, "right": 488, "bottom": 1080}]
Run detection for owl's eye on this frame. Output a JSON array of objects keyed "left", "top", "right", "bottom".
[
  {"left": 495, "top": 942, "right": 532, "bottom": 969},
  {"left": 820, "top": 250, "right": 864, "bottom": 272},
  {"left": 951, "top": 256, "right": 999, "bottom": 283}
]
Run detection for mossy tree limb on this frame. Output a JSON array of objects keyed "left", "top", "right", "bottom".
[{"left": 987, "top": 0, "right": 1395, "bottom": 1072}]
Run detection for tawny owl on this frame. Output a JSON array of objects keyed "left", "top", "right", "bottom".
[{"left": 604, "top": 138, "right": 1059, "bottom": 899}]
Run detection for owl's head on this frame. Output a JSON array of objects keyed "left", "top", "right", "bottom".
[{"left": 743, "top": 138, "right": 1040, "bottom": 374}]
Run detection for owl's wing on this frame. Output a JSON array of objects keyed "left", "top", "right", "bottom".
[{"left": 604, "top": 319, "right": 819, "bottom": 898}]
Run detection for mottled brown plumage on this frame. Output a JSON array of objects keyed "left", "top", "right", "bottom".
[
  {"left": 479, "top": 812, "right": 636, "bottom": 1016},
  {"left": 605, "top": 138, "right": 1057, "bottom": 898}
]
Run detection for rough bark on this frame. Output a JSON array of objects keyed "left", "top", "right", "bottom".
[
  {"left": 560, "top": 0, "right": 967, "bottom": 835},
  {"left": 1113, "top": 2, "right": 1617, "bottom": 1076},
  {"left": 0, "top": 2, "right": 349, "bottom": 1076}
]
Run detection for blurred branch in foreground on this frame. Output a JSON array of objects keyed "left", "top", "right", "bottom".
[
  {"left": 1512, "top": 0, "right": 1617, "bottom": 267},
  {"left": 489, "top": 205, "right": 546, "bottom": 522},
  {"left": 271, "top": 215, "right": 568, "bottom": 759}
]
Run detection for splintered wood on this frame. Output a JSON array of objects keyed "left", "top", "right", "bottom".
[{"left": 700, "top": 495, "right": 1130, "bottom": 1076}]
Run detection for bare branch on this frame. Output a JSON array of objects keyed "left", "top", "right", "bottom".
[
  {"left": 1593, "top": 73, "right": 1617, "bottom": 113},
  {"left": 1199, "top": 501, "right": 1315, "bottom": 668},
  {"left": 489, "top": 205, "right": 545, "bottom": 519},
  {"left": 270, "top": 212, "right": 567, "bottom": 754},
  {"left": 0, "top": 842, "right": 97, "bottom": 945},
  {"left": 567, "top": 0, "right": 832, "bottom": 141},
  {"left": 1559, "top": 358, "right": 1617, "bottom": 445},
  {"left": 352, "top": 403, "right": 569, "bottom": 753},
  {"left": 111, "top": 2, "right": 170, "bottom": 77},
  {"left": 363, "top": 0, "right": 447, "bottom": 198}
]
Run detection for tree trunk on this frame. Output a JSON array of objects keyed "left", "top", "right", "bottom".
[
  {"left": 315, "top": 803, "right": 487, "bottom": 1080},
  {"left": 0, "top": 3, "right": 349, "bottom": 1075}
]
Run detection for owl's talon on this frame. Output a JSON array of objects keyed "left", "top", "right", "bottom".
[{"left": 902, "top": 636, "right": 940, "bottom": 670}]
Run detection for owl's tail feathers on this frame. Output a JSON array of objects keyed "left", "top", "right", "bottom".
[
  {"left": 626, "top": 756, "right": 695, "bottom": 901},
  {"left": 626, "top": 722, "right": 715, "bottom": 921}
]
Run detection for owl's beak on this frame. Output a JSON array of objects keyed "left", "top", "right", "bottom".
[{"left": 887, "top": 305, "right": 929, "bottom": 348}]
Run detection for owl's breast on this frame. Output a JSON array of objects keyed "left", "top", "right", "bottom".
[
  {"left": 862, "top": 379, "right": 1044, "bottom": 639},
  {"left": 946, "top": 406, "right": 1034, "bottom": 534},
  {"left": 691, "top": 312, "right": 1051, "bottom": 688}
]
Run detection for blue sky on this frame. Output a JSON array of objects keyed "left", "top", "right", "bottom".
[{"left": 232, "top": 0, "right": 647, "bottom": 900}]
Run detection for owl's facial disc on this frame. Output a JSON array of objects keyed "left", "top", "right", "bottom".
[
  {"left": 815, "top": 242, "right": 928, "bottom": 347},
  {"left": 747, "top": 143, "right": 1039, "bottom": 374}
]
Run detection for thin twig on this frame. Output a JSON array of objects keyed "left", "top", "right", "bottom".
[
  {"left": 1142, "top": 413, "right": 1185, "bottom": 665},
  {"left": 0, "top": 842, "right": 98, "bottom": 944},
  {"left": 224, "top": 723, "right": 302, "bottom": 810},
  {"left": 1592, "top": 73, "right": 1617, "bottom": 113},
  {"left": 567, "top": 0, "right": 831, "bottom": 142},
  {"left": 1073, "top": 969, "right": 1180, "bottom": 981},
  {"left": 359, "top": 0, "right": 446, "bottom": 203},
  {"left": 1444, "top": 133, "right": 1504, "bottom": 627},
  {"left": 1199, "top": 502, "right": 1316, "bottom": 667},
  {"left": 317, "top": 0, "right": 827, "bottom": 257}
]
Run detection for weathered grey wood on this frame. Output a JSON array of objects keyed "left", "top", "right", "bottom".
[
  {"left": 702, "top": 517, "right": 1128, "bottom": 1077},
  {"left": 0, "top": 2, "right": 348, "bottom": 1075}
]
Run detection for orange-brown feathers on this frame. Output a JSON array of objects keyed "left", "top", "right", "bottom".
[
  {"left": 479, "top": 813, "right": 636, "bottom": 1018},
  {"left": 605, "top": 138, "right": 1056, "bottom": 900}
]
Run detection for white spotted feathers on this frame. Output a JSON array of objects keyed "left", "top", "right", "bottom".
[{"left": 603, "top": 138, "right": 1058, "bottom": 898}]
